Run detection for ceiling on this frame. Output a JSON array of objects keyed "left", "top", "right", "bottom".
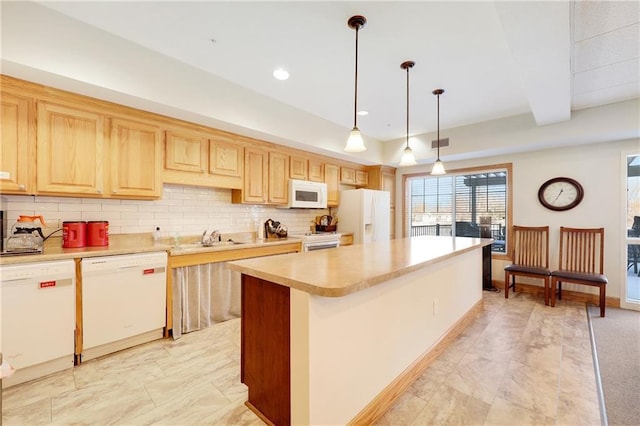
[{"left": 13, "top": 1, "right": 640, "bottom": 149}]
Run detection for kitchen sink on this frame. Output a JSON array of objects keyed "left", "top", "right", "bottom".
[{"left": 175, "top": 240, "right": 245, "bottom": 250}]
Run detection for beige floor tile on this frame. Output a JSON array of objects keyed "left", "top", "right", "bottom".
[
  {"left": 410, "top": 384, "right": 491, "bottom": 425},
  {"left": 407, "top": 366, "right": 450, "bottom": 402},
  {"left": 484, "top": 396, "right": 555, "bottom": 426},
  {"left": 1, "top": 396, "right": 52, "bottom": 425},
  {"left": 373, "top": 392, "right": 427, "bottom": 426},
  {"left": 446, "top": 352, "right": 508, "bottom": 404},
  {"left": 2, "top": 369, "right": 76, "bottom": 410},
  {"left": 496, "top": 359, "right": 560, "bottom": 418}
]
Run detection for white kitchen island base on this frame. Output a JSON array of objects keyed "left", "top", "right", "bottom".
[{"left": 230, "top": 236, "right": 490, "bottom": 425}]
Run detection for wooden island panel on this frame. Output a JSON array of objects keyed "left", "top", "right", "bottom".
[{"left": 241, "top": 275, "right": 291, "bottom": 425}]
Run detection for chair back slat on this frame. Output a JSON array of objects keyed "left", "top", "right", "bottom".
[
  {"left": 558, "top": 227, "right": 604, "bottom": 274},
  {"left": 512, "top": 225, "right": 549, "bottom": 268}
]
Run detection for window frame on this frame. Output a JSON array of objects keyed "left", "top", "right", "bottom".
[{"left": 402, "top": 163, "right": 512, "bottom": 261}]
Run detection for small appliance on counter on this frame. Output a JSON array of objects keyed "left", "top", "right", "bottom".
[
  {"left": 87, "top": 221, "right": 109, "bottom": 246},
  {"left": 264, "top": 218, "right": 288, "bottom": 239},
  {"left": 62, "top": 221, "right": 87, "bottom": 248},
  {"left": 5, "top": 215, "right": 47, "bottom": 254}
]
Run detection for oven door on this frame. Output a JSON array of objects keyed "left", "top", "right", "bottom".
[{"left": 303, "top": 241, "right": 340, "bottom": 251}]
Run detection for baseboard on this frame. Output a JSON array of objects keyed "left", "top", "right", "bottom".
[
  {"left": 80, "top": 329, "right": 164, "bottom": 362},
  {"left": 493, "top": 279, "right": 620, "bottom": 308},
  {"left": 347, "top": 299, "right": 484, "bottom": 425}
]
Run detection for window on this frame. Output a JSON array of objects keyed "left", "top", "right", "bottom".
[{"left": 404, "top": 164, "right": 511, "bottom": 255}]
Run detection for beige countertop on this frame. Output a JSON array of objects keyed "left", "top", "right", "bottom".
[
  {"left": 228, "top": 236, "right": 492, "bottom": 297},
  {"left": 0, "top": 232, "right": 302, "bottom": 265}
]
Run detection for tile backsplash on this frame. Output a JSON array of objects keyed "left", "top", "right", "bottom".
[{"left": 1, "top": 184, "right": 327, "bottom": 238}]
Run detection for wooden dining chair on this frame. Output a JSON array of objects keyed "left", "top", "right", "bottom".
[
  {"left": 504, "top": 226, "right": 551, "bottom": 305},
  {"left": 551, "top": 227, "right": 608, "bottom": 317}
]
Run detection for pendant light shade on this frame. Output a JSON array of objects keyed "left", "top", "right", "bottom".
[
  {"left": 431, "top": 89, "right": 446, "bottom": 175},
  {"left": 344, "top": 15, "right": 367, "bottom": 153},
  {"left": 399, "top": 60, "right": 416, "bottom": 166}
]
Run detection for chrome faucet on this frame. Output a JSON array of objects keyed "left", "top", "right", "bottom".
[{"left": 201, "top": 230, "right": 221, "bottom": 246}]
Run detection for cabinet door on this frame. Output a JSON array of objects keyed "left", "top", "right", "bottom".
[
  {"left": 243, "top": 147, "right": 268, "bottom": 203},
  {"left": 325, "top": 163, "right": 340, "bottom": 206},
  {"left": 289, "top": 156, "right": 307, "bottom": 180},
  {"left": 382, "top": 171, "right": 396, "bottom": 208},
  {"left": 210, "top": 133, "right": 243, "bottom": 178},
  {"left": 340, "top": 167, "right": 356, "bottom": 184},
  {"left": 110, "top": 118, "right": 162, "bottom": 198},
  {"left": 165, "top": 130, "right": 207, "bottom": 173},
  {"left": 1, "top": 94, "right": 33, "bottom": 194},
  {"left": 355, "top": 170, "right": 369, "bottom": 186},
  {"left": 269, "top": 152, "right": 289, "bottom": 204},
  {"left": 308, "top": 159, "right": 324, "bottom": 182},
  {"left": 37, "top": 102, "right": 104, "bottom": 196}
]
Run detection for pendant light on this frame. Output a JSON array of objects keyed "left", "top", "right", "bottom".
[
  {"left": 344, "top": 15, "right": 367, "bottom": 153},
  {"left": 399, "top": 61, "right": 417, "bottom": 166},
  {"left": 431, "top": 89, "right": 446, "bottom": 175}
]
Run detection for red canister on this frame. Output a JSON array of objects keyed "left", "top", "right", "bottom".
[
  {"left": 62, "top": 221, "right": 87, "bottom": 248},
  {"left": 87, "top": 221, "right": 109, "bottom": 246}
]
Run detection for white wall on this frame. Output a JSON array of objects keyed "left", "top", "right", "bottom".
[
  {"left": 395, "top": 137, "right": 640, "bottom": 300},
  {"left": 1, "top": 184, "right": 326, "bottom": 239}
]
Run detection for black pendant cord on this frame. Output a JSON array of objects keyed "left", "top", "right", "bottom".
[
  {"left": 353, "top": 26, "right": 359, "bottom": 128},
  {"left": 405, "top": 66, "right": 409, "bottom": 148},
  {"left": 436, "top": 93, "right": 440, "bottom": 160}
]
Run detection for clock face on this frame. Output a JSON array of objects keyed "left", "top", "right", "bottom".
[{"left": 538, "top": 177, "right": 584, "bottom": 211}]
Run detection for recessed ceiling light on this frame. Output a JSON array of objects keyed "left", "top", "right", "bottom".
[
  {"left": 273, "top": 68, "right": 289, "bottom": 81},
  {"left": 357, "top": 110, "right": 368, "bottom": 116}
]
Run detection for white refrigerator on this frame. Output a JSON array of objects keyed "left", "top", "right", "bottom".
[{"left": 339, "top": 189, "right": 390, "bottom": 244}]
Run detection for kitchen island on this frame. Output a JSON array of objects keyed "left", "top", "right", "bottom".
[{"left": 228, "top": 236, "right": 492, "bottom": 425}]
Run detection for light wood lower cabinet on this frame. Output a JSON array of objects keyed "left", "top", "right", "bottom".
[
  {"left": 339, "top": 233, "right": 354, "bottom": 246},
  {"left": 36, "top": 102, "right": 105, "bottom": 196},
  {"left": 1, "top": 93, "right": 34, "bottom": 194}
]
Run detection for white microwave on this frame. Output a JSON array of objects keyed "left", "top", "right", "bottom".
[{"left": 285, "top": 179, "right": 328, "bottom": 209}]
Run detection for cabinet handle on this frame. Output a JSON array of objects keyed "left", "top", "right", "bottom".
[
  {"left": 18, "top": 184, "right": 25, "bottom": 190},
  {"left": 96, "top": 189, "right": 102, "bottom": 194}
]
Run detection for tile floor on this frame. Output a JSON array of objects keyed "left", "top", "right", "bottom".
[{"left": 2, "top": 291, "right": 601, "bottom": 425}]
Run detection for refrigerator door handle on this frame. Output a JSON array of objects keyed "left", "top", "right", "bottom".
[{"left": 371, "top": 195, "right": 377, "bottom": 242}]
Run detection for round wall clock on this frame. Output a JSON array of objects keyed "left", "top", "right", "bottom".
[{"left": 538, "top": 177, "right": 584, "bottom": 211}]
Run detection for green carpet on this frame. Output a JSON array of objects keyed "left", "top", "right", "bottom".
[{"left": 588, "top": 305, "right": 640, "bottom": 426}]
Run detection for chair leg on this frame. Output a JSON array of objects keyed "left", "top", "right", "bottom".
[
  {"left": 600, "top": 285, "right": 606, "bottom": 317},
  {"left": 544, "top": 277, "right": 549, "bottom": 306},
  {"left": 550, "top": 277, "right": 557, "bottom": 307},
  {"left": 558, "top": 281, "right": 562, "bottom": 300},
  {"left": 504, "top": 271, "right": 509, "bottom": 299}
]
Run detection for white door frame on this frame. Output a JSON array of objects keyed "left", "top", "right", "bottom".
[{"left": 621, "top": 150, "right": 640, "bottom": 311}]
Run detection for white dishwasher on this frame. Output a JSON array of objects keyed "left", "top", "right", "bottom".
[
  {"left": 1, "top": 259, "right": 76, "bottom": 388},
  {"left": 81, "top": 252, "right": 167, "bottom": 361}
]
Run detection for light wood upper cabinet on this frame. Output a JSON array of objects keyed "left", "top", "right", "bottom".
[
  {"left": 340, "top": 167, "right": 356, "bottom": 185},
  {"left": 36, "top": 102, "right": 105, "bottom": 196},
  {"left": 234, "top": 146, "right": 268, "bottom": 204},
  {"left": 269, "top": 152, "right": 289, "bottom": 204},
  {"left": 355, "top": 170, "right": 369, "bottom": 186},
  {"left": 1, "top": 93, "right": 34, "bottom": 194},
  {"left": 325, "top": 163, "right": 340, "bottom": 207},
  {"left": 110, "top": 118, "right": 163, "bottom": 198},
  {"left": 308, "top": 159, "right": 324, "bottom": 182},
  {"left": 289, "top": 156, "right": 307, "bottom": 180},
  {"left": 210, "top": 133, "right": 243, "bottom": 178},
  {"left": 165, "top": 130, "right": 207, "bottom": 174}
]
